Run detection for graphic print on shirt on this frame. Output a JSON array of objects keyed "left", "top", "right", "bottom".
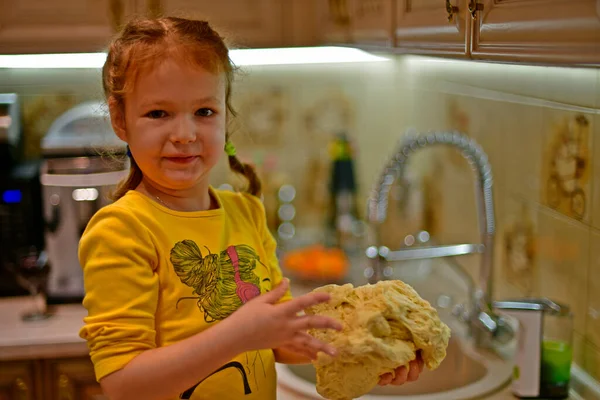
[
  {"left": 170, "top": 240, "right": 263, "bottom": 322},
  {"left": 170, "top": 240, "right": 269, "bottom": 398}
]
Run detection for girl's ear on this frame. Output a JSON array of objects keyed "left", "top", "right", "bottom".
[{"left": 108, "top": 96, "right": 127, "bottom": 142}]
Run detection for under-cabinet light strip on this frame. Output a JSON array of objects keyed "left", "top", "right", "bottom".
[{"left": 0, "top": 47, "right": 389, "bottom": 69}]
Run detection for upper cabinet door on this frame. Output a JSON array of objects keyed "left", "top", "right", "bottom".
[
  {"left": 0, "top": 0, "right": 136, "bottom": 54},
  {"left": 349, "top": 0, "right": 395, "bottom": 47},
  {"left": 156, "top": 0, "right": 286, "bottom": 48},
  {"left": 471, "top": 0, "right": 600, "bottom": 65},
  {"left": 314, "top": 0, "right": 394, "bottom": 47},
  {"left": 314, "top": 0, "right": 352, "bottom": 45},
  {"left": 395, "top": 0, "right": 470, "bottom": 56}
]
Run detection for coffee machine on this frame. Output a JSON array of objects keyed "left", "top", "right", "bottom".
[
  {"left": 0, "top": 93, "right": 46, "bottom": 297},
  {"left": 41, "top": 101, "right": 128, "bottom": 303}
]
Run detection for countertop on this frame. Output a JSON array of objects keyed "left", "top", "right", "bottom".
[
  {"left": 0, "top": 296, "right": 88, "bottom": 361},
  {"left": 0, "top": 296, "right": 586, "bottom": 400}
]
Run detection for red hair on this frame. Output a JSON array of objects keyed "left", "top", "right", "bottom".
[{"left": 104, "top": 16, "right": 261, "bottom": 199}]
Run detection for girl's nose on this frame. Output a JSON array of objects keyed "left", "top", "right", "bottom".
[{"left": 171, "top": 114, "right": 197, "bottom": 143}]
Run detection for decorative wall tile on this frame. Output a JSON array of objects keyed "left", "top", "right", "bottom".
[
  {"left": 537, "top": 207, "right": 590, "bottom": 333},
  {"left": 405, "top": 89, "right": 450, "bottom": 132},
  {"left": 541, "top": 110, "right": 593, "bottom": 222},
  {"left": 504, "top": 103, "right": 544, "bottom": 202},
  {"left": 443, "top": 96, "right": 473, "bottom": 175},
  {"left": 592, "top": 115, "right": 600, "bottom": 230},
  {"left": 584, "top": 341, "right": 600, "bottom": 382},
  {"left": 236, "top": 86, "right": 288, "bottom": 147},
  {"left": 573, "top": 332, "right": 586, "bottom": 368},
  {"left": 444, "top": 95, "right": 506, "bottom": 186},
  {"left": 587, "top": 230, "right": 600, "bottom": 349},
  {"left": 501, "top": 197, "right": 538, "bottom": 295}
]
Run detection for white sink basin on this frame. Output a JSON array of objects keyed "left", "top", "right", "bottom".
[{"left": 276, "top": 331, "right": 513, "bottom": 400}]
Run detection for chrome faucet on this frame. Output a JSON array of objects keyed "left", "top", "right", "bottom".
[{"left": 365, "top": 130, "right": 513, "bottom": 348}]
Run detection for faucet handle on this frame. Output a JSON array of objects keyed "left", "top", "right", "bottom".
[
  {"left": 492, "top": 315, "right": 515, "bottom": 345},
  {"left": 476, "top": 311, "right": 515, "bottom": 345}
]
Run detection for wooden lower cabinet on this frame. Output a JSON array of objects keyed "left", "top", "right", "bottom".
[
  {"left": 0, "top": 357, "right": 104, "bottom": 400},
  {"left": 44, "top": 358, "right": 104, "bottom": 400},
  {"left": 0, "top": 361, "right": 39, "bottom": 400}
]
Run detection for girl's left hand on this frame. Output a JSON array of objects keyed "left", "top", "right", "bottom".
[{"left": 378, "top": 354, "right": 424, "bottom": 386}]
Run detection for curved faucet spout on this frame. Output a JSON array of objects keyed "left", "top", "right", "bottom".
[{"left": 366, "top": 130, "right": 502, "bottom": 346}]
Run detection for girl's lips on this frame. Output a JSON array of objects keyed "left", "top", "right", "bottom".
[{"left": 164, "top": 156, "right": 199, "bottom": 164}]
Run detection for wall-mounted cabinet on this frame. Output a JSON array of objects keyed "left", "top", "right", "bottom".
[
  {"left": 470, "top": 0, "right": 600, "bottom": 65},
  {"left": 395, "top": 0, "right": 470, "bottom": 56},
  {"left": 139, "top": 0, "right": 289, "bottom": 48},
  {"left": 1, "top": 0, "right": 598, "bottom": 66},
  {"left": 350, "top": 0, "right": 396, "bottom": 47},
  {"left": 317, "top": 0, "right": 395, "bottom": 48},
  {"left": 397, "top": 0, "right": 600, "bottom": 65},
  {"left": 0, "top": 0, "right": 137, "bottom": 54},
  {"left": 326, "top": 0, "right": 600, "bottom": 65}
]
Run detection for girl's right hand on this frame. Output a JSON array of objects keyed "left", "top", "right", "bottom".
[{"left": 229, "top": 279, "right": 342, "bottom": 359}]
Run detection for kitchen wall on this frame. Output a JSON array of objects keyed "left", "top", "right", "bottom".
[
  {"left": 2, "top": 53, "right": 600, "bottom": 381},
  {"left": 0, "top": 60, "right": 402, "bottom": 239},
  {"left": 386, "top": 56, "right": 600, "bottom": 382}
]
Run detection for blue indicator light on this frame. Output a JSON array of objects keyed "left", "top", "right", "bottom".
[{"left": 3, "top": 189, "right": 22, "bottom": 204}]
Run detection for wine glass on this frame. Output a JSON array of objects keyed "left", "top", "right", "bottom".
[{"left": 10, "top": 246, "right": 53, "bottom": 321}]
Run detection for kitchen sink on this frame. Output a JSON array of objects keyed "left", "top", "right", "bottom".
[{"left": 276, "top": 326, "right": 514, "bottom": 400}]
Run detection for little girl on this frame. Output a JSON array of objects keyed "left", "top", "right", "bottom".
[{"left": 79, "top": 16, "right": 422, "bottom": 400}]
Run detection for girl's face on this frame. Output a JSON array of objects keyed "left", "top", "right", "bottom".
[{"left": 115, "top": 58, "right": 227, "bottom": 192}]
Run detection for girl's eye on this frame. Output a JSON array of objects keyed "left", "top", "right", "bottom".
[
  {"left": 146, "top": 110, "right": 167, "bottom": 119},
  {"left": 196, "top": 108, "right": 214, "bottom": 117}
]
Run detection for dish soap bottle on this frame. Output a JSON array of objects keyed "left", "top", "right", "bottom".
[
  {"left": 326, "top": 132, "right": 360, "bottom": 252},
  {"left": 494, "top": 298, "right": 573, "bottom": 399}
]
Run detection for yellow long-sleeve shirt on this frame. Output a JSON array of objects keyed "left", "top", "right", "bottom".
[{"left": 78, "top": 188, "right": 291, "bottom": 400}]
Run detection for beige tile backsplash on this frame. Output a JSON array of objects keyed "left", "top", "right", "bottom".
[
  {"left": 392, "top": 57, "right": 599, "bottom": 380},
  {"left": 2, "top": 53, "right": 600, "bottom": 380},
  {"left": 501, "top": 196, "right": 538, "bottom": 296},
  {"left": 584, "top": 341, "right": 600, "bottom": 384},
  {"left": 588, "top": 230, "right": 600, "bottom": 349},
  {"left": 593, "top": 115, "right": 600, "bottom": 230},
  {"left": 504, "top": 104, "right": 545, "bottom": 203},
  {"left": 537, "top": 207, "right": 590, "bottom": 333}
]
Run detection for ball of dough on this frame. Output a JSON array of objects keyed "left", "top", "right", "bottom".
[{"left": 304, "top": 280, "right": 451, "bottom": 400}]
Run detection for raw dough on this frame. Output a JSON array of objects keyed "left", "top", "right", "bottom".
[{"left": 305, "top": 280, "right": 451, "bottom": 400}]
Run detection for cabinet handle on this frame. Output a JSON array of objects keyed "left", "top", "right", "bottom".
[
  {"left": 445, "top": 0, "right": 459, "bottom": 22},
  {"left": 329, "top": 0, "right": 350, "bottom": 26},
  {"left": 15, "top": 377, "right": 30, "bottom": 400},
  {"left": 58, "top": 374, "right": 73, "bottom": 400},
  {"left": 468, "top": 0, "right": 484, "bottom": 19}
]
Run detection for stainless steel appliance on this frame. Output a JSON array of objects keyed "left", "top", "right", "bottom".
[
  {"left": 0, "top": 93, "right": 21, "bottom": 167},
  {"left": 0, "top": 93, "right": 47, "bottom": 299},
  {"left": 41, "top": 101, "right": 127, "bottom": 302},
  {"left": 0, "top": 161, "right": 46, "bottom": 298}
]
